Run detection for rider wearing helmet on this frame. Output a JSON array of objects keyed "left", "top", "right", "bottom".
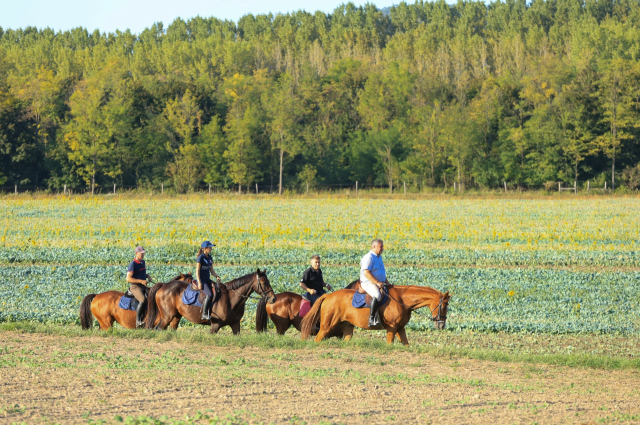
[
  {"left": 196, "top": 240, "right": 221, "bottom": 321},
  {"left": 126, "top": 246, "right": 154, "bottom": 328},
  {"left": 359, "top": 239, "right": 389, "bottom": 327}
]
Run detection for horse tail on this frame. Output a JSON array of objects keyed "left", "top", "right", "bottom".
[
  {"left": 145, "top": 282, "right": 164, "bottom": 329},
  {"left": 80, "top": 294, "right": 97, "bottom": 330},
  {"left": 300, "top": 294, "right": 327, "bottom": 340},
  {"left": 255, "top": 296, "right": 269, "bottom": 333}
]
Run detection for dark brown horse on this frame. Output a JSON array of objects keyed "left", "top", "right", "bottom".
[
  {"left": 300, "top": 285, "right": 450, "bottom": 345},
  {"left": 79, "top": 273, "right": 193, "bottom": 330},
  {"left": 254, "top": 280, "right": 361, "bottom": 336},
  {"left": 146, "top": 269, "right": 276, "bottom": 334}
]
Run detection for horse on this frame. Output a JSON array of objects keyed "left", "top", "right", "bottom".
[
  {"left": 254, "top": 282, "right": 361, "bottom": 337},
  {"left": 79, "top": 273, "right": 193, "bottom": 330},
  {"left": 145, "top": 269, "right": 277, "bottom": 334},
  {"left": 300, "top": 285, "right": 450, "bottom": 345}
]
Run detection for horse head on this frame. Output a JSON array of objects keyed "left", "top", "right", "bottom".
[
  {"left": 254, "top": 268, "right": 277, "bottom": 304},
  {"left": 429, "top": 291, "right": 450, "bottom": 330}
]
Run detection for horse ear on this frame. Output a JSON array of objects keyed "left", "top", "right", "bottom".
[
  {"left": 262, "top": 268, "right": 267, "bottom": 274},
  {"left": 256, "top": 268, "right": 261, "bottom": 275}
]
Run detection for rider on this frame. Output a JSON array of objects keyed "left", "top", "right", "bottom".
[
  {"left": 126, "top": 246, "right": 154, "bottom": 328},
  {"left": 196, "top": 240, "right": 222, "bottom": 321},
  {"left": 300, "top": 255, "right": 333, "bottom": 304},
  {"left": 360, "top": 239, "right": 389, "bottom": 327}
]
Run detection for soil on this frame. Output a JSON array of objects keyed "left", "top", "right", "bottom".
[{"left": 1, "top": 331, "right": 639, "bottom": 424}]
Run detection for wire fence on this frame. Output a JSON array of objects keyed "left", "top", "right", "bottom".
[{"left": 0, "top": 180, "right": 622, "bottom": 195}]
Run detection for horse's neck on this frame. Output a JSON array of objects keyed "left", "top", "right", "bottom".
[
  {"left": 396, "top": 287, "right": 441, "bottom": 309},
  {"left": 227, "top": 275, "right": 255, "bottom": 308}
]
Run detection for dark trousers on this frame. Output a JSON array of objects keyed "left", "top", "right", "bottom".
[
  {"left": 306, "top": 289, "right": 326, "bottom": 305},
  {"left": 201, "top": 281, "right": 213, "bottom": 297}
]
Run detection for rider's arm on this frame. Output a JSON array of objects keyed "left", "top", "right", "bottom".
[
  {"left": 195, "top": 262, "right": 202, "bottom": 289},
  {"left": 210, "top": 267, "right": 221, "bottom": 281},
  {"left": 363, "top": 270, "right": 384, "bottom": 287},
  {"left": 300, "top": 281, "right": 316, "bottom": 294},
  {"left": 146, "top": 274, "right": 153, "bottom": 283},
  {"left": 126, "top": 271, "right": 147, "bottom": 285}
]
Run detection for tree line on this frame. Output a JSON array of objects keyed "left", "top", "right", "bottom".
[{"left": 1, "top": 0, "right": 640, "bottom": 193}]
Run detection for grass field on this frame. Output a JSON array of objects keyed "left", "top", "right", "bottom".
[{"left": 1, "top": 194, "right": 640, "bottom": 423}]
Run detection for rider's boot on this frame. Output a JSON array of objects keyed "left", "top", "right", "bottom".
[
  {"left": 136, "top": 300, "right": 147, "bottom": 328},
  {"left": 201, "top": 295, "right": 212, "bottom": 321},
  {"left": 368, "top": 297, "right": 380, "bottom": 327}
]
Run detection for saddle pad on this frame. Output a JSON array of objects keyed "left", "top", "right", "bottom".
[
  {"left": 182, "top": 285, "right": 221, "bottom": 309},
  {"left": 299, "top": 299, "right": 311, "bottom": 318},
  {"left": 118, "top": 295, "right": 140, "bottom": 311},
  {"left": 352, "top": 289, "right": 389, "bottom": 309},
  {"left": 182, "top": 285, "right": 204, "bottom": 307}
]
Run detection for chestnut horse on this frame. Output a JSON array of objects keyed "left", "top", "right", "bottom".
[
  {"left": 79, "top": 273, "right": 192, "bottom": 330},
  {"left": 146, "top": 269, "right": 276, "bottom": 334},
  {"left": 300, "top": 285, "right": 450, "bottom": 345},
  {"left": 254, "top": 281, "right": 361, "bottom": 336}
]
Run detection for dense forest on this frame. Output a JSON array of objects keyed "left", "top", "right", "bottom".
[{"left": 1, "top": 0, "right": 640, "bottom": 193}]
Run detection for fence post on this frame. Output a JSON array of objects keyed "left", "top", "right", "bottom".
[
  {"left": 454, "top": 182, "right": 456, "bottom": 192},
  {"left": 356, "top": 181, "right": 358, "bottom": 197},
  {"left": 574, "top": 181, "right": 576, "bottom": 194},
  {"left": 504, "top": 181, "right": 507, "bottom": 192},
  {"left": 404, "top": 182, "right": 406, "bottom": 195},
  {"left": 587, "top": 180, "right": 590, "bottom": 191},
  {"left": 256, "top": 183, "right": 258, "bottom": 194},
  {"left": 161, "top": 183, "right": 164, "bottom": 194},
  {"left": 604, "top": 181, "right": 607, "bottom": 191},
  {"left": 15, "top": 184, "right": 17, "bottom": 195},
  {"left": 114, "top": 183, "right": 116, "bottom": 194},
  {"left": 558, "top": 182, "right": 561, "bottom": 192},
  {"left": 306, "top": 182, "right": 309, "bottom": 194},
  {"left": 64, "top": 184, "right": 67, "bottom": 195},
  {"left": 208, "top": 183, "right": 211, "bottom": 196}
]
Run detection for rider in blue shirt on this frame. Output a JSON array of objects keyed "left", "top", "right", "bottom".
[
  {"left": 126, "top": 246, "right": 154, "bottom": 327},
  {"left": 196, "top": 241, "right": 221, "bottom": 321}
]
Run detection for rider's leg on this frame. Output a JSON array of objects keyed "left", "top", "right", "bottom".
[
  {"left": 361, "top": 281, "right": 381, "bottom": 327},
  {"left": 201, "top": 282, "right": 213, "bottom": 321},
  {"left": 130, "top": 283, "right": 147, "bottom": 328}
]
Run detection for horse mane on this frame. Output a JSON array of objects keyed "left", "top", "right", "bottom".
[
  {"left": 225, "top": 272, "right": 257, "bottom": 290},
  {"left": 344, "top": 279, "right": 360, "bottom": 290}
]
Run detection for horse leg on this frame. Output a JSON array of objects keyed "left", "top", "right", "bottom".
[
  {"left": 97, "top": 315, "right": 113, "bottom": 331},
  {"left": 230, "top": 321, "right": 241, "bottom": 335},
  {"left": 340, "top": 323, "right": 354, "bottom": 342},
  {"left": 274, "top": 318, "right": 290, "bottom": 335},
  {"left": 386, "top": 330, "right": 396, "bottom": 344},
  {"left": 397, "top": 327, "right": 409, "bottom": 346},
  {"left": 210, "top": 322, "right": 221, "bottom": 334},
  {"left": 169, "top": 316, "right": 181, "bottom": 331}
]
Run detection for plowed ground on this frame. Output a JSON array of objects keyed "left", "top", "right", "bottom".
[{"left": 1, "top": 331, "right": 640, "bottom": 424}]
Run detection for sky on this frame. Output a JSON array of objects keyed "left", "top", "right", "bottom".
[{"left": 1, "top": 0, "right": 396, "bottom": 34}]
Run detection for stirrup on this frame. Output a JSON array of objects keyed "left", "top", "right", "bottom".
[{"left": 368, "top": 312, "right": 381, "bottom": 327}]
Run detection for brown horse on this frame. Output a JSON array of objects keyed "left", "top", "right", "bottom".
[
  {"left": 79, "top": 273, "right": 193, "bottom": 330},
  {"left": 254, "top": 282, "right": 361, "bottom": 337},
  {"left": 146, "top": 269, "right": 276, "bottom": 334},
  {"left": 300, "top": 285, "right": 450, "bottom": 345}
]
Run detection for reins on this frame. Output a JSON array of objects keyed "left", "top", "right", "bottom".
[
  {"left": 385, "top": 287, "right": 447, "bottom": 322},
  {"left": 228, "top": 274, "right": 273, "bottom": 301}
]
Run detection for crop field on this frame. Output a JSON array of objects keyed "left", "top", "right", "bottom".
[{"left": 1, "top": 194, "right": 640, "bottom": 423}]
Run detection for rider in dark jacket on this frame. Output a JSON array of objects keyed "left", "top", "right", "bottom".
[{"left": 126, "top": 246, "right": 154, "bottom": 328}]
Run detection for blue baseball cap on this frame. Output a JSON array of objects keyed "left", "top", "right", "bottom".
[{"left": 201, "top": 241, "right": 216, "bottom": 248}]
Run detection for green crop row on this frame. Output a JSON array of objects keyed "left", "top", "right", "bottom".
[{"left": 2, "top": 265, "right": 638, "bottom": 335}]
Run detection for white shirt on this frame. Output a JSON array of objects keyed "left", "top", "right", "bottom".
[{"left": 360, "top": 250, "right": 386, "bottom": 285}]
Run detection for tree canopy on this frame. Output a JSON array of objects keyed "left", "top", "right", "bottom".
[{"left": 1, "top": 0, "right": 640, "bottom": 192}]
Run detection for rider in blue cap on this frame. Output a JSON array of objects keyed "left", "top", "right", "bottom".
[{"left": 196, "top": 240, "right": 221, "bottom": 321}]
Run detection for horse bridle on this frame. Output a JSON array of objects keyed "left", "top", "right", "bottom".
[
  {"left": 230, "top": 274, "right": 274, "bottom": 300},
  {"left": 430, "top": 297, "right": 447, "bottom": 326},
  {"left": 386, "top": 289, "right": 447, "bottom": 324}
]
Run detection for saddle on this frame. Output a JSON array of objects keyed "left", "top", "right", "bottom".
[
  {"left": 188, "top": 282, "right": 218, "bottom": 305},
  {"left": 351, "top": 286, "right": 390, "bottom": 309}
]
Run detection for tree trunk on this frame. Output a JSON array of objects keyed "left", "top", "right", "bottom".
[
  {"left": 92, "top": 152, "right": 96, "bottom": 195},
  {"left": 279, "top": 145, "right": 284, "bottom": 195}
]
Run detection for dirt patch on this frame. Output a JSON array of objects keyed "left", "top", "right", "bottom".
[{"left": 1, "top": 331, "right": 640, "bottom": 424}]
